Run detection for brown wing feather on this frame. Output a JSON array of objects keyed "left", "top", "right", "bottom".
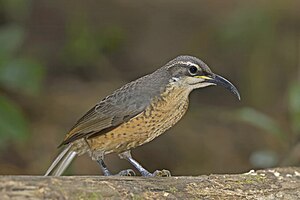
[
  {"left": 59, "top": 104, "right": 144, "bottom": 147},
  {"left": 58, "top": 72, "right": 163, "bottom": 147}
]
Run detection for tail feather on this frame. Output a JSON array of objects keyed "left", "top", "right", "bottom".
[{"left": 44, "top": 144, "right": 77, "bottom": 176}]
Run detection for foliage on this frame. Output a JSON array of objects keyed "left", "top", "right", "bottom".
[
  {"left": 236, "top": 81, "right": 300, "bottom": 167},
  {"left": 288, "top": 81, "right": 300, "bottom": 134},
  {"left": 62, "top": 11, "right": 124, "bottom": 68},
  {"left": 237, "top": 107, "right": 286, "bottom": 141},
  {"left": 0, "top": 23, "right": 45, "bottom": 147},
  {"left": 0, "top": 95, "right": 29, "bottom": 148}
]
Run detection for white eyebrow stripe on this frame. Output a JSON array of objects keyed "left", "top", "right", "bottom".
[{"left": 167, "top": 61, "right": 200, "bottom": 69}]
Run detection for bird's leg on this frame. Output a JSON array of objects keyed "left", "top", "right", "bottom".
[
  {"left": 89, "top": 141, "right": 135, "bottom": 176},
  {"left": 96, "top": 158, "right": 135, "bottom": 176},
  {"left": 118, "top": 151, "right": 171, "bottom": 177},
  {"left": 118, "top": 151, "right": 151, "bottom": 176},
  {"left": 97, "top": 159, "right": 112, "bottom": 176}
]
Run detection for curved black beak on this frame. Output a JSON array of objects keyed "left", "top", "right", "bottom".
[{"left": 206, "top": 74, "right": 241, "bottom": 100}]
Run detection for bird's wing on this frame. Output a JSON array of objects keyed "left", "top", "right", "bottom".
[
  {"left": 60, "top": 90, "right": 148, "bottom": 146},
  {"left": 59, "top": 71, "right": 167, "bottom": 147}
]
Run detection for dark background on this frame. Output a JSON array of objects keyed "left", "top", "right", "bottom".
[{"left": 0, "top": 0, "right": 299, "bottom": 176}]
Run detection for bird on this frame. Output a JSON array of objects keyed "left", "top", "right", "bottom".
[{"left": 45, "top": 55, "right": 240, "bottom": 177}]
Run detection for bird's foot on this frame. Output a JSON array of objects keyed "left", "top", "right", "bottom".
[
  {"left": 116, "top": 169, "right": 136, "bottom": 176},
  {"left": 153, "top": 169, "right": 171, "bottom": 177},
  {"left": 141, "top": 169, "right": 171, "bottom": 177},
  {"left": 118, "top": 151, "right": 171, "bottom": 177},
  {"left": 97, "top": 159, "right": 135, "bottom": 176}
]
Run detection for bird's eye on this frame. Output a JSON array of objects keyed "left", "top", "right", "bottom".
[{"left": 189, "top": 66, "right": 198, "bottom": 75}]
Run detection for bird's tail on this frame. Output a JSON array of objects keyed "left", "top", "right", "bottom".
[{"left": 44, "top": 144, "right": 77, "bottom": 176}]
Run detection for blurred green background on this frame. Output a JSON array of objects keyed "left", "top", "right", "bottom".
[{"left": 0, "top": 0, "right": 300, "bottom": 175}]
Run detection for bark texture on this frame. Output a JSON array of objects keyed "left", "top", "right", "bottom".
[{"left": 1, "top": 167, "right": 300, "bottom": 200}]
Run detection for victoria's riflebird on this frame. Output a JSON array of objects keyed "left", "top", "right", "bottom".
[{"left": 45, "top": 55, "right": 240, "bottom": 177}]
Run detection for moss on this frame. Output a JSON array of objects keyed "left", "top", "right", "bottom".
[
  {"left": 236, "top": 175, "right": 266, "bottom": 185},
  {"left": 168, "top": 186, "right": 178, "bottom": 193},
  {"left": 76, "top": 192, "right": 103, "bottom": 200},
  {"left": 132, "top": 194, "right": 143, "bottom": 200}
]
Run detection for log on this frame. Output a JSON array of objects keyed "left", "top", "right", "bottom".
[{"left": 1, "top": 167, "right": 300, "bottom": 200}]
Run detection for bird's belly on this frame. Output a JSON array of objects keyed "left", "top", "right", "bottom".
[{"left": 88, "top": 87, "right": 189, "bottom": 155}]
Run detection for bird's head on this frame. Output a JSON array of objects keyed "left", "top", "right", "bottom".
[{"left": 165, "top": 55, "right": 240, "bottom": 100}]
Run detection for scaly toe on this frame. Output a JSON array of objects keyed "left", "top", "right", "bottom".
[
  {"left": 152, "top": 169, "right": 171, "bottom": 177},
  {"left": 116, "top": 169, "right": 136, "bottom": 176}
]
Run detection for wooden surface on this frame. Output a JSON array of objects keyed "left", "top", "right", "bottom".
[{"left": 1, "top": 167, "right": 300, "bottom": 200}]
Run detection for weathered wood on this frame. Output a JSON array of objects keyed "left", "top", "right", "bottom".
[{"left": 1, "top": 167, "right": 300, "bottom": 200}]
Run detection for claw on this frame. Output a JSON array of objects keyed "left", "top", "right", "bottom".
[
  {"left": 118, "top": 151, "right": 171, "bottom": 177},
  {"left": 116, "top": 169, "right": 136, "bottom": 176},
  {"left": 153, "top": 169, "right": 171, "bottom": 177},
  {"left": 141, "top": 169, "right": 171, "bottom": 177}
]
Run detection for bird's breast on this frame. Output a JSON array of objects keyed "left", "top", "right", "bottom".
[
  {"left": 139, "top": 84, "right": 190, "bottom": 143},
  {"left": 88, "top": 84, "right": 190, "bottom": 155}
]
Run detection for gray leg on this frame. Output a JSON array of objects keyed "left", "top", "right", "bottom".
[
  {"left": 97, "top": 159, "right": 112, "bottom": 176},
  {"left": 118, "top": 151, "right": 171, "bottom": 177},
  {"left": 97, "top": 158, "right": 135, "bottom": 176}
]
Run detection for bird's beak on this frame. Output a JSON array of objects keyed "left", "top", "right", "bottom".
[{"left": 198, "top": 74, "right": 241, "bottom": 100}]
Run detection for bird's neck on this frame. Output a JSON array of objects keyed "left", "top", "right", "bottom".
[{"left": 153, "top": 82, "right": 191, "bottom": 109}]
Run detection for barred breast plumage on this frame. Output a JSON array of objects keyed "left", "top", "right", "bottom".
[{"left": 87, "top": 82, "right": 189, "bottom": 159}]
